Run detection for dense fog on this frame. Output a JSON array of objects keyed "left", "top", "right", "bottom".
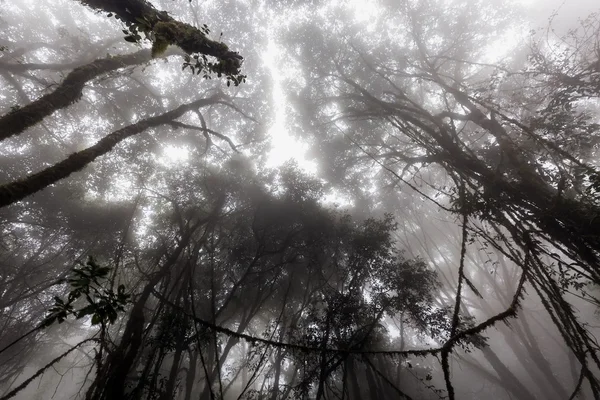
[{"left": 1, "top": 0, "right": 600, "bottom": 399}]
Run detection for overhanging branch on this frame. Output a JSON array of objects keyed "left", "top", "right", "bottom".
[
  {"left": 0, "top": 93, "right": 222, "bottom": 208},
  {"left": 77, "top": 0, "right": 243, "bottom": 76}
]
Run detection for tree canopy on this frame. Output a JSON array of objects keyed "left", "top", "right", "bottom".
[{"left": 1, "top": 0, "right": 599, "bottom": 399}]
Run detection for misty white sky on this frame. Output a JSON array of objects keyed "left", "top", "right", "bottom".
[{"left": 263, "top": 0, "right": 598, "bottom": 173}]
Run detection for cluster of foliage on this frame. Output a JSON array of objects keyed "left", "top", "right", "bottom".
[{"left": 43, "top": 257, "right": 130, "bottom": 327}]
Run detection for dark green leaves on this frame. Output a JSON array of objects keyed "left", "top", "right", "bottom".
[
  {"left": 124, "top": 35, "right": 139, "bottom": 43},
  {"left": 43, "top": 296, "right": 74, "bottom": 327},
  {"left": 42, "top": 257, "right": 130, "bottom": 328},
  {"left": 182, "top": 53, "right": 247, "bottom": 86}
]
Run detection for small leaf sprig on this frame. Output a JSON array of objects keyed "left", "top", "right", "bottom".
[{"left": 43, "top": 257, "right": 130, "bottom": 327}]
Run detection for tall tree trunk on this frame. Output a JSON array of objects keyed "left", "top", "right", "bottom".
[
  {"left": 315, "top": 317, "right": 331, "bottom": 400},
  {"left": 241, "top": 341, "right": 248, "bottom": 390},
  {"left": 183, "top": 350, "right": 198, "bottom": 400},
  {"left": 480, "top": 345, "right": 537, "bottom": 400},
  {"left": 130, "top": 344, "right": 160, "bottom": 400},
  {"left": 161, "top": 343, "right": 185, "bottom": 400},
  {"left": 364, "top": 363, "right": 383, "bottom": 399},
  {"left": 463, "top": 295, "right": 568, "bottom": 399},
  {"left": 345, "top": 358, "right": 363, "bottom": 400},
  {"left": 516, "top": 315, "right": 569, "bottom": 399},
  {"left": 86, "top": 201, "right": 224, "bottom": 400},
  {"left": 269, "top": 348, "right": 285, "bottom": 400},
  {"left": 147, "top": 349, "right": 167, "bottom": 400}
]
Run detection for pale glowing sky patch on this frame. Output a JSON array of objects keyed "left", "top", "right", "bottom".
[
  {"left": 160, "top": 144, "right": 190, "bottom": 164},
  {"left": 263, "top": 35, "right": 317, "bottom": 173}
]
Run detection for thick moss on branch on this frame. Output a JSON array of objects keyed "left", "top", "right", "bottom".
[
  {"left": 79, "top": 0, "right": 243, "bottom": 76},
  {"left": 0, "top": 94, "right": 222, "bottom": 208},
  {"left": 0, "top": 49, "right": 155, "bottom": 141},
  {"left": 153, "top": 21, "right": 241, "bottom": 75}
]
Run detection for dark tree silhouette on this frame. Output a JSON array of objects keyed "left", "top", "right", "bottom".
[{"left": 2, "top": 1, "right": 600, "bottom": 400}]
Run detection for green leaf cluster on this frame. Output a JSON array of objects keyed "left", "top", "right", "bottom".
[
  {"left": 182, "top": 53, "right": 247, "bottom": 87},
  {"left": 122, "top": 16, "right": 152, "bottom": 44},
  {"left": 105, "top": 11, "right": 154, "bottom": 45},
  {"left": 42, "top": 257, "right": 130, "bottom": 328}
]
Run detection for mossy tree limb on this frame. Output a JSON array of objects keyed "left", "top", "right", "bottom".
[
  {"left": 0, "top": 93, "right": 223, "bottom": 208},
  {"left": 0, "top": 49, "right": 157, "bottom": 142},
  {"left": 78, "top": 0, "right": 243, "bottom": 75}
]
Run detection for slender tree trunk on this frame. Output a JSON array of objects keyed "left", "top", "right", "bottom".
[
  {"left": 280, "top": 365, "right": 298, "bottom": 400},
  {"left": 199, "top": 317, "right": 251, "bottom": 399},
  {"left": 345, "top": 358, "right": 363, "bottom": 400},
  {"left": 162, "top": 343, "right": 184, "bottom": 400},
  {"left": 480, "top": 345, "right": 537, "bottom": 400},
  {"left": 462, "top": 291, "right": 568, "bottom": 400},
  {"left": 315, "top": 318, "right": 331, "bottom": 400},
  {"left": 130, "top": 344, "right": 160, "bottom": 400},
  {"left": 147, "top": 350, "right": 167, "bottom": 400},
  {"left": 241, "top": 341, "right": 248, "bottom": 390},
  {"left": 517, "top": 315, "right": 569, "bottom": 399},
  {"left": 269, "top": 348, "right": 285, "bottom": 400},
  {"left": 184, "top": 350, "right": 198, "bottom": 400},
  {"left": 364, "top": 364, "right": 383, "bottom": 399},
  {"left": 86, "top": 204, "right": 223, "bottom": 400}
]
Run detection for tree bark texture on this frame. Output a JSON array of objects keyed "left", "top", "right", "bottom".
[{"left": 77, "top": 0, "right": 242, "bottom": 74}]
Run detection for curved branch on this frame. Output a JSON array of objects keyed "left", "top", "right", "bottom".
[
  {"left": 0, "top": 93, "right": 222, "bottom": 208},
  {"left": 0, "top": 49, "right": 156, "bottom": 141},
  {"left": 168, "top": 120, "right": 239, "bottom": 152},
  {"left": 0, "top": 338, "right": 98, "bottom": 400}
]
